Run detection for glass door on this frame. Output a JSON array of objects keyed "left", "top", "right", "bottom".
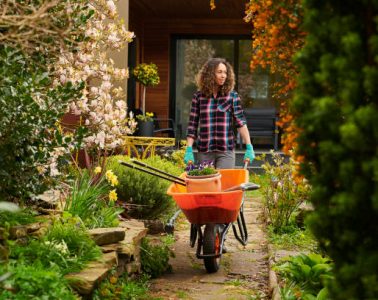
[{"left": 173, "top": 37, "right": 278, "bottom": 140}]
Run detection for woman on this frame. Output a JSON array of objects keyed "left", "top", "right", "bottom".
[{"left": 184, "top": 57, "right": 255, "bottom": 168}]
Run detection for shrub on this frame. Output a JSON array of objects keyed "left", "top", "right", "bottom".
[
  {"left": 292, "top": 1, "right": 378, "bottom": 297},
  {"left": 259, "top": 152, "right": 311, "bottom": 232},
  {"left": 140, "top": 235, "right": 175, "bottom": 278},
  {"left": 0, "top": 46, "right": 83, "bottom": 201},
  {"left": 106, "top": 155, "right": 182, "bottom": 219}
]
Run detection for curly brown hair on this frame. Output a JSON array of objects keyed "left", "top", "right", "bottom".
[{"left": 196, "top": 58, "right": 235, "bottom": 97}]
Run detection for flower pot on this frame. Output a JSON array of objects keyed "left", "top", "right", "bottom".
[
  {"left": 136, "top": 120, "right": 154, "bottom": 137},
  {"left": 185, "top": 172, "right": 222, "bottom": 193}
]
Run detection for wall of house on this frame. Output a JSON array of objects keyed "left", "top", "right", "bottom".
[
  {"left": 130, "top": 18, "right": 250, "bottom": 119},
  {"left": 110, "top": 0, "right": 129, "bottom": 96}
]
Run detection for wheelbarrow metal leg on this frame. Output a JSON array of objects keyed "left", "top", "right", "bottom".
[
  {"left": 164, "top": 209, "right": 181, "bottom": 234},
  {"left": 232, "top": 209, "right": 248, "bottom": 246}
]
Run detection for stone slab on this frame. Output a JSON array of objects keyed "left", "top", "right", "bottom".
[{"left": 88, "top": 227, "right": 126, "bottom": 246}]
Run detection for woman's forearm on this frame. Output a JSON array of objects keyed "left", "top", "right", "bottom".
[
  {"left": 187, "top": 137, "right": 195, "bottom": 147},
  {"left": 237, "top": 125, "right": 252, "bottom": 145}
]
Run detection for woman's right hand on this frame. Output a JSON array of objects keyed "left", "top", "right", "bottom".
[{"left": 184, "top": 146, "right": 195, "bottom": 164}]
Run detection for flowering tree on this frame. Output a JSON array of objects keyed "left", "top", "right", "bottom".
[
  {"left": 55, "top": 0, "right": 137, "bottom": 152},
  {"left": 244, "top": 0, "right": 305, "bottom": 153}
]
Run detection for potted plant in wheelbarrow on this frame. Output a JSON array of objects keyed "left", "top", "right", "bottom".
[{"left": 185, "top": 161, "right": 221, "bottom": 193}]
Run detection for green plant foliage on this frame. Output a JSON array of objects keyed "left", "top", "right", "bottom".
[
  {"left": 140, "top": 235, "right": 175, "bottom": 278},
  {"left": 0, "top": 209, "right": 37, "bottom": 227},
  {"left": 93, "top": 271, "right": 150, "bottom": 300},
  {"left": 106, "top": 156, "right": 182, "bottom": 219},
  {"left": 292, "top": 1, "right": 378, "bottom": 297},
  {"left": 275, "top": 253, "right": 333, "bottom": 299},
  {"left": 267, "top": 224, "right": 318, "bottom": 253},
  {"left": 0, "top": 262, "right": 77, "bottom": 300},
  {"left": 64, "top": 169, "right": 123, "bottom": 228},
  {"left": 258, "top": 153, "right": 311, "bottom": 232},
  {"left": 9, "top": 221, "right": 102, "bottom": 274},
  {"left": 0, "top": 46, "right": 84, "bottom": 202},
  {"left": 132, "top": 63, "right": 160, "bottom": 87}
]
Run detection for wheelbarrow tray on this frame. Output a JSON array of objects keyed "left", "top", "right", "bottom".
[{"left": 167, "top": 169, "right": 249, "bottom": 224}]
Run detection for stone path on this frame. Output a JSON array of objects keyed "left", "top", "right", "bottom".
[{"left": 149, "top": 195, "right": 270, "bottom": 300}]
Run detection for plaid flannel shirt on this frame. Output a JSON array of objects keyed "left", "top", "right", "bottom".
[{"left": 186, "top": 90, "right": 246, "bottom": 152}]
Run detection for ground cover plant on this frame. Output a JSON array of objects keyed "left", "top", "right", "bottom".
[
  {"left": 0, "top": 208, "right": 102, "bottom": 298},
  {"left": 275, "top": 253, "right": 333, "bottom": 300},
  {"left": 8, "top": 220, "right": 102, "bottom": 275},
  {"left": 93, "top": 271, "right": 151, "bottom": 300},
  {"left": 140, "top": 235, "right": 175, "bottom": 278}
]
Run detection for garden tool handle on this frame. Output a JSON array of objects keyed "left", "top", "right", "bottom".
[{"left": 243, "top": 158, "right": 250, "bottom": 170}]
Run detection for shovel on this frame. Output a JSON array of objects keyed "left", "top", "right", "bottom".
[{"left": 222, "top": 182, "right": 260, "bottom": 192}]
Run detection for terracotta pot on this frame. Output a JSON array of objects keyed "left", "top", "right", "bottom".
[{"left": 185, "top": 172, "right": 222, "bottom": 193}]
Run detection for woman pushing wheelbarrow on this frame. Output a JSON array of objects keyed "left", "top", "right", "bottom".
[
  {"left": 178, "top": 57, "right": 257, "bottom": 272},
  {"left": 120, "top": 58, "right": 258, "bottom": 273},
  {"left": 184, "top": 57, "right": 255, "bottom": 172}
]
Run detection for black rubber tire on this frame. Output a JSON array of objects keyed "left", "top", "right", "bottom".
[{"left": 203, "top": 224, "right": 221, "bottom": 273}]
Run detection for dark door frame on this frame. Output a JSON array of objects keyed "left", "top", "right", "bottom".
[{"left": 169, "top": 34, "right": 251, "bottom": 136}]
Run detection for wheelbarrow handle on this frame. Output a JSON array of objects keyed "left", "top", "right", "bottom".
[
  {"left": 243, "top": 158, "right": 250, "bottom": 170},
  {"left": 118, "top": 161, "right": 186, "bottom": 186},
  {"left": 131, "top": 159, "right": 185, "bottom": 183}
]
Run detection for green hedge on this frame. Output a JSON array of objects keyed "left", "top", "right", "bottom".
[
  {"left": 106, "top": 155, "right": 183, "bottom": 220},
  {"left": 293, "top": 0, "right": 378, "bottom": 298}
]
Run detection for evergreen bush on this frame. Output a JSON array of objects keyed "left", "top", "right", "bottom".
[
  {"left": 293, "top": 0, "right": 378, "bottom": 297},
  {"left": 0, "top": 46, "right": 83, "bottom": 202},
  {"left": 106, "top": 156, "right": 182, "bottom": 219}
]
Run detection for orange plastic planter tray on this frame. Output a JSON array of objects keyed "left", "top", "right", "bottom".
[{"left": 167, "top": 169, "right": 249, "bottom": 224}]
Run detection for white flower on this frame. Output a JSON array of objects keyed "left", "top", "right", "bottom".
[
  {"left": 115, "top": 100, "right": 125, "bottom": 109},
  {"left": 106, "top": 0, "right": 116, "bottom": 13},
  {"left": 101, "top": 81, "right": 112, "bottom": 91}
]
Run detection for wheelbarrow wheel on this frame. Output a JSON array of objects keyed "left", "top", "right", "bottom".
[{"left": 203, "top": 224, "right": 221, "bottom": 273}]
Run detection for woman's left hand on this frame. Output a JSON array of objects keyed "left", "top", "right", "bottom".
[{"left": 243, "top": 144, "right": 255, "bottom": 163}]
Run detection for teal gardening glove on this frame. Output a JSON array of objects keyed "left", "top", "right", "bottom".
[
  {"left": 243, "top": 144, "right": 255, "bottom": 164},
  {"left": 184, "top": 146, "right": 195, "bottom": 165}
]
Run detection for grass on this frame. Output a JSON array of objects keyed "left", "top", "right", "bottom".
[
  {"left": 267, "top": 224, "right": 319, "bottom": 252},
  {"left": 176, "top": 290, "right": 189, "bottom": 298}
]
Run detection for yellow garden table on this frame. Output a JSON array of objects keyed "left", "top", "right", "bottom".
[{"left": 123, "top": 136, "right": 176, "bottom": 159}]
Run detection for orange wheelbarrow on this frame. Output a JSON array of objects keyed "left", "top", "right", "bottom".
[{"left": 119, "top": 160, "right": 260, "bottom": 273}]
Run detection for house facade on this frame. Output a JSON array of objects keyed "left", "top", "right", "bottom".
[{"left": 123, "top": 0, "right": 279, "bottom": 145}]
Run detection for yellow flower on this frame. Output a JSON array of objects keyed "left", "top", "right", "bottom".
[
  {"left": 105, "top": 170, "right": 114, "bottom": 181},
  {"left": 110, "top": 176, "right": 119, "bottom": 187},
  {"left": 109, "top": 189, "right": 118, "bottom": 202},
  {"left": 94, "top": 166, "right": 102, "bottom": 174}
]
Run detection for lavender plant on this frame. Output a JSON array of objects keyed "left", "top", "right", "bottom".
[{"left": 186, "top": 160, "right": 218, "bottom": 176}]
